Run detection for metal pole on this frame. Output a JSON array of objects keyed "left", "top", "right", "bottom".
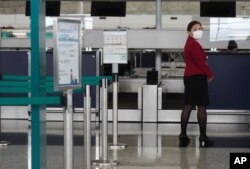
[
  {"left": 113, "top": 77, "right": 118, "bottom": 145},
  {"left": 112, "top": 149, "right": 118, "bottom": 169},
  {"left": 103, "top": 79, "right": 108, "bottom": 161},
  {"left": 78, "top": 1, "right": 84, "bottom": 14},
  {"left": 109, "top": 72, "right": 127, "bottom": 150},
  {"left": 27, "top": 50, "right": 31, "bottom": 168},
  {"left": 84, "top": 85, "right": 91, "bottom": 169},
  {"left": 156, "top": 0, "right": 162, "bottom": 82},
  {"left": 99, "top": 85, "right": 103, "bottom": 159},
  {"left": 156, "top": 0, "right": 162, "bottom": 30},
  {"left": 30, "top": 1, "right": 47, "bottom": 168},
  {"left": 95, "top": 125, "right": 100, "bottom": 160},
  {"left": 28, "top": 125, "right": 31, "bottom": 169},
  {"left": 92, "top": 79, "right": 118, "bottom": 167},
  {"left": 156, "top": 50, "right": 162, "bottom": 82},
  {"left": 0, "top": 105, "right": 10, "bottom": 148},
  {"left": 28, "top": 50, "right": 31, "bottom": 121},
  {"left": 64, "top": 89, "right": 73, "bottom": 169}
]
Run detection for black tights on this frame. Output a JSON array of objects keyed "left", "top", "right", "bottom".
[{"left": 180, "top": 105, "right": 207, "bottom": 137}]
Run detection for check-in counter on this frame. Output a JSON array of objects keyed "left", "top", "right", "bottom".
[
  {"left": 110, "top": 52, "right": 250, "bottom": 112},
  {"left": 207, "top": 52, "right": 250, "bottom": 110},
  {"left": 1, "top": 50, "right": 249, "bottom": 123},
  {"left": 113, "top": 77, "right": 184, "bottom": 93},
  {"left": 1, "top": 50, "right": 250, "bottom": 110}
]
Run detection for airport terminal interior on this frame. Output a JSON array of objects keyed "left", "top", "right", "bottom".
[{"left": 0, "top": 0, "right": 250, "bottom": 169}]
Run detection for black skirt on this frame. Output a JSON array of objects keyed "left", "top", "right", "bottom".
[{"left": 184, "top": 75, "right": 209, "bottom": 106}]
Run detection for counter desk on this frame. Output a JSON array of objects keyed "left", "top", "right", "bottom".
[
  {"left": 112, "top": 52, "right": 250, "bottom": 112},
  {"left": 1, "top": 50, "right": 250, "bottom": 112},
  {"left": 207, "top": 52, "right": 250, "bottom": 110}
]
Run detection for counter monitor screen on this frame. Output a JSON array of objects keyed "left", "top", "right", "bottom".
[
  {"left": 25, "top": 1, "right": 61, "bottom": 16},
  {"left": 200, "top": 1, "right": 236, "bottom": 17},
  {"left": 91, "top": 1, "right": 126, "bottom": 17}
]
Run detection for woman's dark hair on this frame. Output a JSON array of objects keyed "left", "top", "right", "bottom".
[{"left": 187, "top": 21, "right": 202, "bottom": 32}]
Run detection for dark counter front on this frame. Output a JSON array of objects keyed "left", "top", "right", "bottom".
[
  {"left": 0, "top": 51, "right": 29, "bottom": 100},
  {"left": 207, "top": 53, "right": 250, "bottom": 110},
  {"left": 0, "top": 50, "right": 98, "bottom": 108}
]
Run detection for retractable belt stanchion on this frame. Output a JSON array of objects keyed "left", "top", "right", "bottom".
[
  {"left": 109, "top": 64, "right": 127, "bottom": 150},
  {"left": 64, "top": 89, "right": 73, "bottom": 169},
  {"left": 84, "top": 85, "right": 91, "bottom": 169},
  {"left": 92, "top": 78, "right": 118, "bottom": 167},
  {"left": 109, "top": 73, "right": 127, "bottom": 150}
]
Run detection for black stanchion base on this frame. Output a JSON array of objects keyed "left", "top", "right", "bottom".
[
  {"left": 109, "top": 143, "right": 128, "bottom": 150},
  {"left": 92, "top": 160, "right": 118, "bottom": 167},
  {"left": 0, "top": 141, "right": 10, "bottom": 148}
]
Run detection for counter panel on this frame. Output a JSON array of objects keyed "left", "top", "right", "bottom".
[
  {"left": 0, "top": 51, "right": 98, "bottom": 108},
  {"left": 208, "top": 53, "right": 250, "bottom": 110},
  {"left": 0, "top": 51, "right": 28, "bottom": 100}
]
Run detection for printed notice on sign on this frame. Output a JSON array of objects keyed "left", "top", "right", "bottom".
[
  {"left": 54, "top": 19, "right": 82, "bottom": 91},
  {"left": 103, "top": 31, "right": 128, "bottom": 64},
  {"left": 103, "top": 45, "right": 127, "bottom": 63},
  {"left": 104, "top": 31, "right": 127, "bottom": 45}
]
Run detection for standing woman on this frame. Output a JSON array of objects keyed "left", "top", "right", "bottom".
[{"left": 179, "top": 21, "right": 214, "bottom": 147}]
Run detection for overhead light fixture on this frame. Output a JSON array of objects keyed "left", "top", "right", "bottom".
[{"left": 12, "top": 32, "right": 27, "bottom": 36}]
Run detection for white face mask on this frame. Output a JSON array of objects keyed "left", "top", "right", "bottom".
[{"left": 192, "top": 30, "right": 203, "bottom": 40}]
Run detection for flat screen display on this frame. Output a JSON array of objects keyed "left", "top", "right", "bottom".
[
  {"left": 200, "top": 1, "right": 236, "bottom": 17},
  {"left": 25, "top": 1, "right": 61, "bottom": 16},
  {"left": 91, "top": 1, "right": 126, "bottom": 17}
]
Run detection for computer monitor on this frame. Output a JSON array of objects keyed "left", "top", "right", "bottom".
[
  {"left": 200, "top": 1, "right": 236, "bottom": 17},
  {"left": 91, "top": 1, "right": 126, "bottom": 17},
  {"left": 25, "top": 1, "right": 61, "bottom": 17}
]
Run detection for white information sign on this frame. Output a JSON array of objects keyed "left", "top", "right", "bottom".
[
  {"left": 54, "top": 19, "right": 82, "bottom": 91},
  {"left": 104, "top": 31, "right": 127, "bottom": 45},
  {"left": 103, "top": 31, "right": 127, "bottom": 64}
]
